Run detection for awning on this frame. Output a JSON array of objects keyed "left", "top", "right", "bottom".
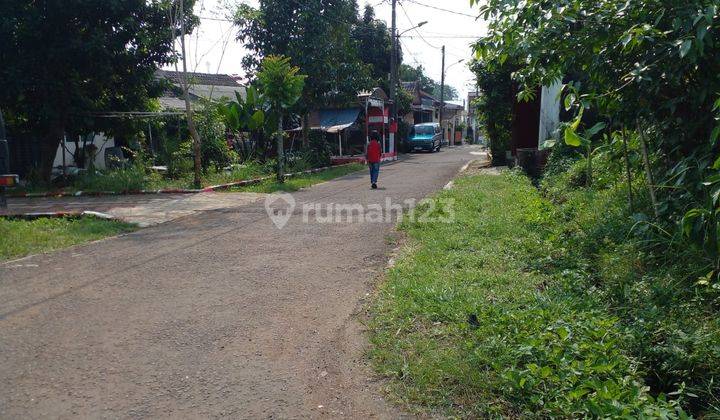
[{"left": 314, "top": 108, "right": 361, "bottom": 133}]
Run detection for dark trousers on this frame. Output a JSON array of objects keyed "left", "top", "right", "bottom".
[{"left": 369, "top": 162, "right": 380, "bottom": 184}]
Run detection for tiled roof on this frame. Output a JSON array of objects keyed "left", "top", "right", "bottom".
[
  {"left": 156, "top": 70, "right": 243, "bottom": 87},
  {"left": 401, "top": 81, "right": 418, "bottom": 92}
]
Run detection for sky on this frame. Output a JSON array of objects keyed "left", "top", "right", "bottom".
[{"left": 169, "top": 0, "right": 487, "bottom": 104}]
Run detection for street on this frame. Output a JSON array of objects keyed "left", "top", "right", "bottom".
[{"left": 0, "top": 146, "right": 478, "bottom": 418}]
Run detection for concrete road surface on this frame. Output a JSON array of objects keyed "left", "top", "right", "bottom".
[{"left": 0, "top": 146, "right": 480, "bottom": 419}]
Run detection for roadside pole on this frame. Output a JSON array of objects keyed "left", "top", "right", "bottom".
[
  {"left": 439, "top": 45, "right": 446, "bottom": 143},
  {"left": 0, "top": 109, "right": 9, "bottom": 208},
  {"left": 390, "top": 0, "right": 397, "bottom": 124}
]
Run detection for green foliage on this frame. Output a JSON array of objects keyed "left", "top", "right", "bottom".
[
  {"left": 256, "top": 56, "right": 306, "bottom": 116},
  {"left": 0, "top": 217, "right": 136, "bottom": 261},
  {"left": 471, "top": 0, "right": 720, "bottom": 256},
  {"left": 469, "top": 60, "right": 514, "bottom": 165},
  {"left": 74, "top": 164, "right": 148, "bottom": 193},
  {"left": 0, "top": 0, "right": 196, "bottom": 179},
  {"left": 370, "top": 171, "right": 688, "bottom": 417},
  {"left": 226, "top": 163, "right": 364, "bottom": 193},
  {"left": 352, "top": 5, "right": 394, "bottom": 92},
  {"left": 399, "top": 64, "right": 459, "bottom": 100},
  {"left": 294, "top": 130, "right": 333, "bottom": 169},
  {"left": 195, "top": 103, "right": 235, "bottom": 171},
  {"left": 234, "top": 0, "right": 371, "bottom": 110},
  {"left": 541, "top": 158, "right": 720, "bottom": 416}
]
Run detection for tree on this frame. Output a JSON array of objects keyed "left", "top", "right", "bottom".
[
  {"left": 399, "top": 64, "right": 458, "bottom": 100},
  {"left": 352, "top": 5, "right": 396, "bottom": 92},
  {"left": 471, "top": 0, "right": 720, "bottom": 408},
  {"left": 0, "top": 0, "right": 196, "bottom": 181},
  {"left": 234, "top": 0, "right": 370, "bottom": 146},
  {"left": 169, "top": 0, "right": 203, "bottom": 188},
  {"left": 469, "top": 59, "right": 514, "bottom": 165},
  {"left": 256, "top": 56, "right": 306, "bottom": 182}
]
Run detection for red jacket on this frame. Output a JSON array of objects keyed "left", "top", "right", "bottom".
[{"left": 366, "top": 140, "right": 381, "bottom": 163}]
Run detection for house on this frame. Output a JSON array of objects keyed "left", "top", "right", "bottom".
[
  {"left": 401, "top": 81, "right": 440, "bottom": 125},
  {"left": 467, "top": 91, "right": 481, "bottom": 144},
  {"left": 510, "top": 81, "right": 562, "bottom": 155},
  {"left": 442, "top": 102, "right": 466, "bottom": 145},
  {"left": 155, "top": 70, "right": 246, "bottom": 110},
  {"left": 508, "top": 81, "right": 562, "bottom": 173},
  {"left": 51, "top": 71, "right": 246, "bottom": 174},
  {"left": 307, "top": 87, "right": 397, "bottom": 164}
]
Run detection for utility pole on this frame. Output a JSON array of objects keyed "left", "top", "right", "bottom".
[
  {"left": 390, "top": 0, "right": 398, "bottom": 124},
  {"left": 439, "top": 45, "right": 446, "bottom": 143}
]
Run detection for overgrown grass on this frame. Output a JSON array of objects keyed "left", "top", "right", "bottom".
[
  {"left": 229, "top": 163, "right": 364, "bottom": 193},
  {"left": 0, "top": 217, "right": 136, "bottom": 261},
  {"left": 17, "top": 159, "right": 339, "bottom": 194},
  {"left": 369, "top": 170, "right": 690, "bottom": 417}
]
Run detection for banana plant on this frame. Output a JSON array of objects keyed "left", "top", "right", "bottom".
[
  {"left": 219, "top": 86, "right": 278, "bottom": 161},
  {"left": 564, "top": 104, "right": 606, "bottom": 187}
]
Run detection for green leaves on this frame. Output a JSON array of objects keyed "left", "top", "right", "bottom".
[
  {"left": 565, "top": 125, "right": 584, "bottom": 147},
  {"left": 679, "top": 39, "right": 693, "bottom": 58},
  {"left": 220, "top": 85, "right": 270, "bottom": 134},
  {"left": 256, "top": 55, "right": 306, "bottom": 112},
  {"left": 564, "top": 108, "right": 585, "bottom": 147}
]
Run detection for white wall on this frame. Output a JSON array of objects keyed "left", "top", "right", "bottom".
[
  {"left": 53, "top": 133, "right": 115, "bottom": 170},
  {"left": 539, "top": 81, "right": 562, "bottom": 148}
]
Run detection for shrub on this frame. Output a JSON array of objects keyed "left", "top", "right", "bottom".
[{"left": 370, "top": 170, "right": 686, "bottom": 417}]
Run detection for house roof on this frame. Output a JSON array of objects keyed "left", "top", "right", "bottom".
[
  {"left": 358, "top": 87, "right": 389, "bottom": 102},
  {"left": 156, "top": 70, "right": 243, "bottom": 87},
  {"left": 401, "top": 81, "right": 418, "bottom": 92},
  {"left": 156, "top": 70, "right": 246, "bottom": 110}
]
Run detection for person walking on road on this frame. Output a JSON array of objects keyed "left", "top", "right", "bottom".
[{"left": 366, "top": 134, "right": 382, "bottom": 189}]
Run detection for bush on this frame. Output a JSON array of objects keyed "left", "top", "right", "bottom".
[
  {"left": 370, "top": 171, "right": 686, "bottom": 417},
  {"left": 300, "top": 130, "right": 333, "bottom": 169},
  {"left": 540, "top": 156, "right": 720, "bottom": 415},
  {"left": 74, "top": 162, "right": 147, "bottom": 192},
  {"left": 196, "top": 103, "right": 235, "bottom": 171}
]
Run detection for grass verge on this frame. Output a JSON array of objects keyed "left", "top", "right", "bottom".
[
  {"left": 14, "top": 161, "right": 341, "bottom": 194},
  {"left": 369, "top": 170, "right": 686, "bottom": 417},
  {"left": 0, "top": 217, "right": 136, "bottom": 261},
  {"left": 228, "top": 163, "right": 365, "bottom": 193}
]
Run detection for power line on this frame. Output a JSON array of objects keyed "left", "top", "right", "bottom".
[
  {"left": 398, "top": 1, "right": 441, "bottom": 50},
  {"left": 402, "top": 0, "right": 478, "bottom": 19},
  {"left": 399, "top": 38, "right": 423, "bottom": 67}
]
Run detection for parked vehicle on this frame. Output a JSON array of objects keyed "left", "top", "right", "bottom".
[{"left": 409, "top": 123, "right": 442, "bottom": 152}]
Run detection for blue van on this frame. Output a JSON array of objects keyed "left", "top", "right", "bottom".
[{"left": 409, "top": 123, "right": 442, "bottom": 152}]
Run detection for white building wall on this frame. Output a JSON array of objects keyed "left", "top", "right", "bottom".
[
  {"left": 539, "top": 81, "right": 563, "bottom": 148},
  {"left": 53, "top": 133, "right": 115, "bottom": 170}
]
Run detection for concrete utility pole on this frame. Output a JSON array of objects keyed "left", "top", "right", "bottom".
[
  {"left": 390, "top": 0, "right": 398, "bottom": 123},
  {"left": 439, "top": 45, "right": 446, "bottom": 142},
  {"left": 0, "top": 109, "right": 8, "bottom": 208}
]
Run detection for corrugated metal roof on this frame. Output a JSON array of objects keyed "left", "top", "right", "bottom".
[{"left": 314, "top": 108, "right": 362, "bottom": 133}]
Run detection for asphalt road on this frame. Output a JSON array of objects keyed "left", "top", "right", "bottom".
[{"left": 0, "top": 145, "right": 479, "bottom": 419}]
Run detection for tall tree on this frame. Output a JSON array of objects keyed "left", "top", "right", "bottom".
[
  {"left": 0, "top": 0, "right": 196, "bottom": 181},
  {"left": 234, "top": 0, "right": 370, "bottom": 146},
  {"left": 352, "top": 5, "right": 396, "bottom": 92},
  {"left": 399, "top": 64, "right": 458, "bottom": 100},
  {"left": 256, "top": 56, "right": 306, "bottom": 182}
]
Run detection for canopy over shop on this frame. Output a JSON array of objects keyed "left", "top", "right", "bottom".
[{"left": 308, "top": 88, "right": 397, "bottom": 164}]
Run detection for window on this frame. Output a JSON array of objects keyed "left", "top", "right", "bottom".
[{"left": 412, "top": 125, "right": 435, "bottom": 136}]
